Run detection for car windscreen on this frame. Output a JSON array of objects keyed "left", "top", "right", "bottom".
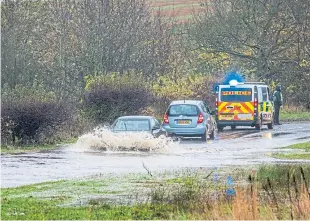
[
  {"left": 220, "top": 88, "right": 252, "bottom": 102},
  {"left": 113, "top": 119, "right": 150, "bottom": 131},
  {"left": 168, "top": 104, "right": 199, "bottom": 116}
]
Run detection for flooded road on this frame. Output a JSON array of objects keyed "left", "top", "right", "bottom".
[{"left": 1, "top": 122, "right": 310, "bottom": 188}]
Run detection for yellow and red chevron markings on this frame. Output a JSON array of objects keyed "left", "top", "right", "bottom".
[{"left": 218, "top": 102, "right": 254, "bottom": 120}]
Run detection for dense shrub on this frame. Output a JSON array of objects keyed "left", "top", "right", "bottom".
[
  {"left": 152, "top": 74, "right": 217, "bottom": 113},
  {"left": 83, "top": 72, "right": 154, "bottom": 124},
  {"left": 83, "top": 72, "right": 219, "bottom": 125},
  {"left": 1, "top": 85, "right": 72, "bottom": 145}
]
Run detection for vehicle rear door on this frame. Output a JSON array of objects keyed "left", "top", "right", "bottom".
[
  {"left": 218, "top": 87, "right": 254, "bottom": 121},
  {"left": 259, "top": 86, "right": 273, "bottom": 122},
  {"left": 167, "top": 104, "right": 199, "bottom": 128}
]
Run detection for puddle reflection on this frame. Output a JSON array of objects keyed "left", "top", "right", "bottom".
[{"left": 262, "top": 132, "right": 273, "bottom": 139}]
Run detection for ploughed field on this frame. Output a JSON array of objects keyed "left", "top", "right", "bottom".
[{"left": 149, "top": 0, "right": 205, "bottom": 21}]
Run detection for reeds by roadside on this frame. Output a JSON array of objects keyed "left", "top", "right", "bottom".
[{"left": 148, "top": 165, "right": 310, "bottom": 220}]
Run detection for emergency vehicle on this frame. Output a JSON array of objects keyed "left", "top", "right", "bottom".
[{"left": 215, "top": 80, "right": 274, "bottom": 131}]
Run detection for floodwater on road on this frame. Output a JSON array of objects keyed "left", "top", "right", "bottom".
[{"left": 1, "top": 122, "right": 310, "bottom": 188}]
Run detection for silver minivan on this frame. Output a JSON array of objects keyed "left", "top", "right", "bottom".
[{"left": 162, "top": 100, "right": 217, "bottom": 141}]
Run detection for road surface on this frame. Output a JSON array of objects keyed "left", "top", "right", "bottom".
[{"left": 1, "top": 122, "right": 310, "bottom": 188}]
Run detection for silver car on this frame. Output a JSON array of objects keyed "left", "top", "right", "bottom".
[
  {"left": 111, "top": 116, "right": 164, "bottom": 138},
  {"left": 161, "top": 100, "right": 217, "bottom": 141}
]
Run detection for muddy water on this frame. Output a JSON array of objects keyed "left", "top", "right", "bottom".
[
  {"left": 76, "top": 127, "right": 175, "bottom": 152},
  {"left": 1, "top": 122, "right": 310, "bottom": 188}
]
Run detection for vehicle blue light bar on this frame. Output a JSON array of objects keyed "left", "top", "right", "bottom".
[{"left": 221, "top": 72, "right": 245, "bottom": 85}]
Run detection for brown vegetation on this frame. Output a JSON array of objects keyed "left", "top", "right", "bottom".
[
  {"left": 1, "top": 0, "right": 309, "bottom": 147},
  {"left": 149, "top": 166, "right": 310, "bottom": 219}
]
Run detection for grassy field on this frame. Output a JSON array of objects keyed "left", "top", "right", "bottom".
[
  {"left": 2, "top": 165, "right": 310, "bottom": 220},
  {"left": 272, "top": 141, "right": 310, "bottom": 160}
]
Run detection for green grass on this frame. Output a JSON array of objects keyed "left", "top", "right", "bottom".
[
  {"left": 271, "top": 141, "right": 310, "bottom": 160},
  {"left": 271, "top": 153, "right": 310, "bottom": 160},
  {"left": 1, "top": 180, "right": 66, "bottom": 197},
  {"left": 280, "top": 111, "right": 310, "bottom": 121},
  {"left": 2, "top": 166, "right": 310, "bottom": 220},
  {"left": 60, "top": 137, "right": 79, "bottom": 144},
  {"left": 281, "top": 141, "right": 310, "bottom": 151},
  {"left": 0, "top": 171, "right": 201, "bottom": 220},
  {"left": 1, "top": 196, "right": 182, "bottom": 220},
  {"left": 1, "top": 137, "right": 78, "bottom": 154},
  {"left": 0, "top": 144, "right": 58, "bottom": 154}
]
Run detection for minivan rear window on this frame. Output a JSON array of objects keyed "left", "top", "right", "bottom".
[
  {"left": 220, "top": 88, "right": 252, "bottom": 102},
  {"left": 168, "top": 104, "right": 199, "bottom": 116}
]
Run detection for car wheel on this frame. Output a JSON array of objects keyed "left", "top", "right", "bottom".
[
  {"left": 267, "top": 119, "right": 273, "bottom": 129},
  {"left": 218, "top": 126, "right": 224, "bottom": 132},
  {"left": 201, "top": 133, "right": 207, "bottom": 141},
  {"left": 255, "top": 117, "right": 262, "bottom": 130}
]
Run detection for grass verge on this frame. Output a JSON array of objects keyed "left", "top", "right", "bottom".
[
  {"left": 272, "top": 153, "right": 310, "bottom": 159},
  {"left": 281, "top": 142, "right": 310, "bottom": 151},
  {"left": 271, "top": 141, "right": 310, "bottom": 160},
  {"left": 280, "top": 111, "right": 310, "bottom": 121},
  {"left": 1, "top": 165, "right": 310, "bottom": 220},
  {"left": 0, "top": 137, "right": 78, "bottom": 154}
]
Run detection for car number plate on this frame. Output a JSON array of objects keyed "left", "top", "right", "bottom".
[
  {"left": 219, "top": 116, "right": 233, "bottom": 120},
  {"left": 262, "top": 113, "right": 272, "bottom": 119},
  {"left": 178, "top": 120, "right": 190, "bottom": 125},
  {"left": 238, "top": 113, "right": 252, "bottom": 119}
]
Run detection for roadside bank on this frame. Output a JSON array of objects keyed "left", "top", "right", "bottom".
[{"left": 1, "top": 165, "right": 310, "bottom": 220}]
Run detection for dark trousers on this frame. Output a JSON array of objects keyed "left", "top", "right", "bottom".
[{"left": 274, "top": 105, "right": 280, "bottom": 124}]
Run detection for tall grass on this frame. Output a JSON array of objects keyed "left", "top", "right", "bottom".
[{"left": 148, "top": 165, "right": 310, "bottom": 220}]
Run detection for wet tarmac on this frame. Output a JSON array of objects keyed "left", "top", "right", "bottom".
[{"left": 1, "top": 122, "right": 310, "bottom": 188}]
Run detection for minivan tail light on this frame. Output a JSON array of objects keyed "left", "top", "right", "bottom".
[
  {"left": 197, "top": 113, "right": 204, "bottom": 123},
  {"left": 254, "top": 97, "right": 258, "bottom": 107},
  {"left": 163, "top": 113, "right": 169, "bottom": 124}
]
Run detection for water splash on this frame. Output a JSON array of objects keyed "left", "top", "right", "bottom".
[{"left": 75, "top": 126, "right": 175, "bottom": 152}]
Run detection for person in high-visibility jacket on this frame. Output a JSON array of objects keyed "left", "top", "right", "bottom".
[{"left": 273, "top": 85, "right": 283, "bottom": 125}]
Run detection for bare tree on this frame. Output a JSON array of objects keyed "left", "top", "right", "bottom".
[
  {"left": 1, "top": 0, "right": 173, "bottom": 99},
  {"left": 190, "top": 0, "right": 310, "bottom": 106}
]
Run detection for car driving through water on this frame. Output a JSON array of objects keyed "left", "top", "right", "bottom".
[
  {"left": 111, "top": 116, "right": 165, "bottom": 138},
  {"left": 161, "top": 100, "right": 217, "bottom": 141}
]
